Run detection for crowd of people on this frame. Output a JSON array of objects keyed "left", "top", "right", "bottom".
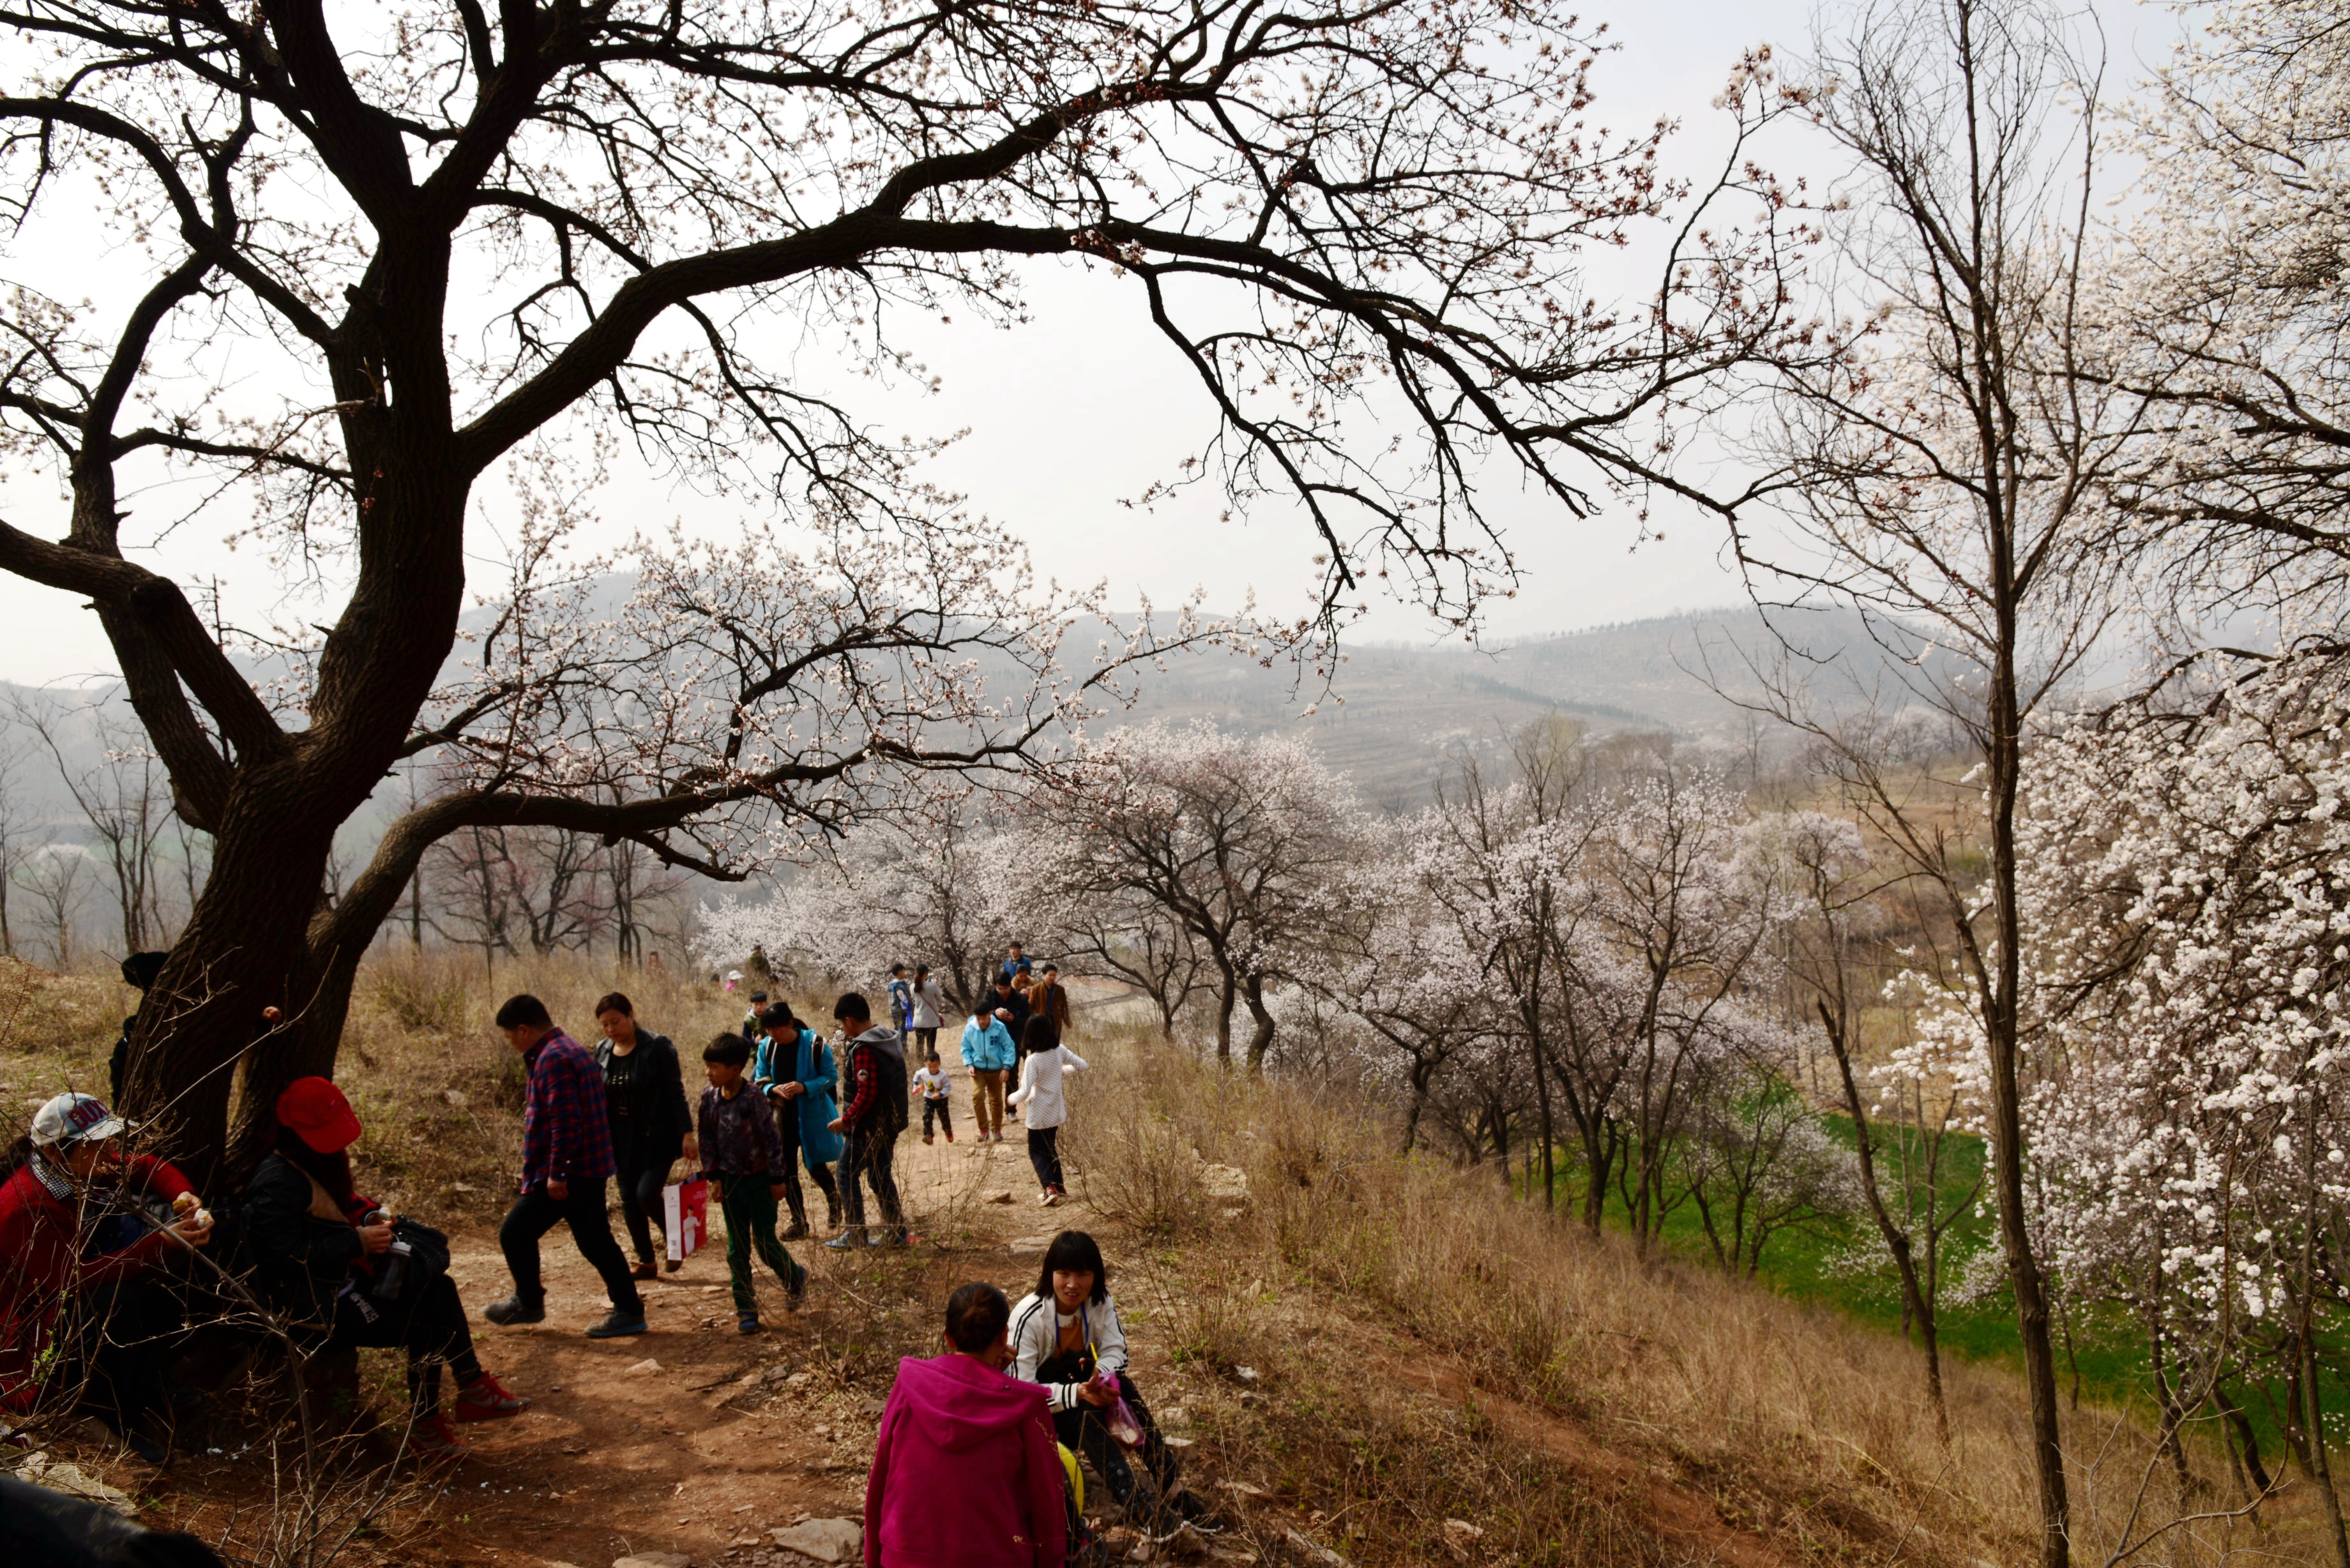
[{"left": 0, "top": 939, "right": 1118, "bottom": 1506}]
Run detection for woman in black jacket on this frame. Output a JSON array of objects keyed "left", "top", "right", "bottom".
[
  {"left": 245, "top": 1077, "right": 526, "bottom": 1456},
  {"left": 593, "top": 991, "right": 696, "bottom": 1278}
]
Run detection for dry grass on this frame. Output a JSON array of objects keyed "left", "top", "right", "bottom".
[
  {"left": 1, "top": 953, "right": 2327, "bottom": 1564},
  {"left": 1067, "top": 1034, "right": 2321, "bottom": 1568}
]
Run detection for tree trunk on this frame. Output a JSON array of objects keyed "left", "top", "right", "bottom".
[
  {"left": 1240, "top": 972, "right": 1275, "bottom": 1069},
  {"left": 119, "top": 767, "right": 343, "bottom": 1191}
]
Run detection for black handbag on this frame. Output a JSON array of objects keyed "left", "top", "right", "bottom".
[{"left": 369, "top": 1216, "right": 451, "bottom": 1304}]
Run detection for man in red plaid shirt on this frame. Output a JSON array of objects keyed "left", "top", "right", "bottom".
[{"left": 483, "top": 993, "right": 647, "bottom": 1338}]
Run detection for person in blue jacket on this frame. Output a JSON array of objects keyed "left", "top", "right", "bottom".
[
  {"left": 752, "top": 1002, "right": 844, "bottom": 1238},
  {"left": 959, "top": 1004, "right": 1018, "bottom": 1143}
]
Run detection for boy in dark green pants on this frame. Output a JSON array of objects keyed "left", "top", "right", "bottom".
[{"left": 695, "top": 1034, "right": 808, "bottom": 1333}]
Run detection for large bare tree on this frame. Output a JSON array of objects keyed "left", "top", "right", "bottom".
[{"left": 0, "top": 0, "right": 1797, "bottom": 1177}]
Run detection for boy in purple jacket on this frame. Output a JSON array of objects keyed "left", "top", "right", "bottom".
[{"left": 697, "top": 1034, "right": 808, "bottom": 1334}]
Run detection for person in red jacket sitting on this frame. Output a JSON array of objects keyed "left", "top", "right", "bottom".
[{"left": 0, "top": 1092, "right": 214, "bottom": 1463}]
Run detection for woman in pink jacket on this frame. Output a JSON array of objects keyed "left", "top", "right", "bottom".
[{"left": 865, "top": 1283, "right": 1066, "bottom": 1568}]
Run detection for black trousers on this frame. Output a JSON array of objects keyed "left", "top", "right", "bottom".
[
  {"left": 1027, "top": 1126, "right": 1064, "bottom": 1191},
  {"left": 1040, "top": 1361, "right": 1181, "bottom": 1513},
  {"left": 610, "top": 1124, "right": 679, "bottom": 1264},
  {"left": 838, "top": 1124, "right": 904, "bottom": 1235},
  {"left": 921, "top": 1097, "right": 953, "bottom": 1137},
  {"left": 326, "top": 1273, "right": 481, "bottom": 1417},
  {"left": 769, "top": 1097, "right": 839, "bottom": 1225},
  {"left": 499, "top": 1178, "right": 642, "bottom": 1315},
  {"left": 63, "top": 1276, "right": 181, "bottom": 1429}
]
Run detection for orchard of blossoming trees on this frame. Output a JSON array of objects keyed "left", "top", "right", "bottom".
[
  {"left": 13, "top": 0, "right": 2350, "bottom": 1552},
  {"left": 713, "top": 0, "right": 2350, "bottom": 1560}
]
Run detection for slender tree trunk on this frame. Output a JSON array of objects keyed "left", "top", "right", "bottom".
[
  {"left": 1821, "top": 999, "right": 1947, "bottom": 1437},
  {"left": 1241, "top": 972, "right": 1276, "bottom": 1069}
]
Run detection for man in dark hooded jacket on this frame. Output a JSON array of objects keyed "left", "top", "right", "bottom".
[{"left": 824, "top": 993, "right": 907, "bottom": 1249}]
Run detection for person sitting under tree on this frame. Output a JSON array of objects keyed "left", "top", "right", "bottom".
[{"left": 246, "top": 1078, "right": 527, "bottom": 1457}]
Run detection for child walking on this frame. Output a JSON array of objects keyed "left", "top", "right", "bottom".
[
  {"left": 913, "top": 1050, "right": 955, "bottom": 1145},
  {"left": 1007, "top": 1016, "right": 1087, "bottom": 1207},
  {"left": 696, "top": 1034, "right": 808, "bottom": 1334}
]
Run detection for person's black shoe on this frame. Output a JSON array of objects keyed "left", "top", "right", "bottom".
[
  {"left": 785, "top": 1262, "right": 808, "bottom": 1310},
  {"left": 586, "top": 1309, "right": 648, "bottom": 1339},
  {"left": 1172, "top": 1495, "right": 1224, "bottom": 1534},
  {"left": 105, "top": 1415, "right": 169, "bottom": 1466},
  {"left": 483, "top": 1293, "right": 547, "bottom": 1327},
  {"left": 781, "top": 1219, "right": 810, "bottom": 1240}
]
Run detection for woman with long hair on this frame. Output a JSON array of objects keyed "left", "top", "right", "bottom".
[
  {"left": 1008, "top": 1230, "right": 1217, "bottom": 1536},
  {"left": 245, "top": 1078, "right": 526, "bottom": 1456}
]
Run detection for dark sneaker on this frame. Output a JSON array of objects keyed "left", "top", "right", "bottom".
[
  {"left": 108, "top": 1418, "right": 168, "bottom": 1466},
  {"left": 782, "top": 1220, "right": 810, "bottom": 1240},
  {"left": 585, "top": 1309, "right": 648, "bottom": 1339},
  {"left": 785, "top": 1263, "right": 808, "bottom": 1309},
  {"left": 737, "top": 1314, "right": 761, "bottom": 1335},
  {"left": 483, "top": 1294, "right": 546, "bottom": 1327}
]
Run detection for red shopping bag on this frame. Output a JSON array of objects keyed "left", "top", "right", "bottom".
[{"left": 663, "top": 1176, "right": 709, "bottom": 1263}]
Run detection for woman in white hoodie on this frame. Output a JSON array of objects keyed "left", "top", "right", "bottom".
[
  {"left": 1005, "top": 1016, "right": 1084, "bottom": 1205},
  {"left": 1009, "top": 1230, "right": 1218, "bottom": 1535}
]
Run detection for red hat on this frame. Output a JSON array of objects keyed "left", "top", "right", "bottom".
[{"left": 275, "top": 1076, "right": 361, "bottom": 1153}]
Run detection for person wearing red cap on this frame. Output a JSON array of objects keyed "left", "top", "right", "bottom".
[{"left": 245, "top": 1076, "right": 527, "bottom": 1457}]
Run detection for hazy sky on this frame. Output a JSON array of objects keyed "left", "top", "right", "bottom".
[{"left": 0, "top": 0, "right": 2182, "bottom": 687}]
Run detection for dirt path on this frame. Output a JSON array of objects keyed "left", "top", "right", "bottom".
[{"left": 407, "top": 1120, "right": 1072, "bottom": 1568}]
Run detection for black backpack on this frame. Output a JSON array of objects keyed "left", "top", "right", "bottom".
[{"left": 860, "top": 1034, "right": 911, "bottom": 1139}]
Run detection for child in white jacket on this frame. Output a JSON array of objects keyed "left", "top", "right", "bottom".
[{"left": 1006, "top": 1016, "right": 1086, "bottom": 1205}]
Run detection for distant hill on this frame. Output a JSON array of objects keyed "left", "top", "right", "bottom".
[
  {"left": 1, "top": 603, "right": 1951, "bottom": 822},
  {"left": 1098, "top": 605, "right": 1957, "bottom": 804}
]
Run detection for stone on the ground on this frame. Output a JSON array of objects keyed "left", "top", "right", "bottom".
[
  {"left": 625, "top": 1357, "right": 663, "bottom": 1374},
  {"left": 1198, "top": 1164, "right": 1248, "bottom": 1200},
  {"left": 612, "top": 1555, "right": 689, "bottom": 1568},
  {"left": 1441, "top": 1519, "right": 1483, "bottom": 1560},
  {"left": 769, "top": 1517, "right": 863, "bottom": 1562},
  {"left": 11, "top": 1452, "right": 133, "bottom": 1514},
  {"left": 1282, "top": 1530, "right": 1347, "bottom": 1568}
]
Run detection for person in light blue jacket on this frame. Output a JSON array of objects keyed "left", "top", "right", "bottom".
[
  {"left": 959, "top": 1005, "right": 1018, "bottom": 1143},
  {"left": 752, "top": 1003, "right": 844, "bottom": 1238}
]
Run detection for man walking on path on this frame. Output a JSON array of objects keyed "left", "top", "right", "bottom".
[
  {"left": 960, "top": 1005, "right": 1016, "bottom": 1142},
  {"left": 991, "top": 974, "right": 1032, "bottom": 1074},
  {"left": 826, "top": 993, "right": 909, "bottom": 1250},
  {"left": 1030, "top": 964, "right": 1073, "bottom": 1037},
  {"left": 1002, "top": 942, "right": 1031, "bottom": 985},
  {"left": 485, "top": 994, "right": 647, "bottom": 1338}
]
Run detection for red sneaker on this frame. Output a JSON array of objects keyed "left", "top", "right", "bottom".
[
  {"left": 451, "top": 1369, "right": 531, "bottom": 1423},
  {"left": 412, "top": 1413, "right": 470, "bottom": 1457}
]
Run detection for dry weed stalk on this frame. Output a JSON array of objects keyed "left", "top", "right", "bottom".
[{"left": 1069, "top": 1031, "right": 2317, "bottom": 1566}]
